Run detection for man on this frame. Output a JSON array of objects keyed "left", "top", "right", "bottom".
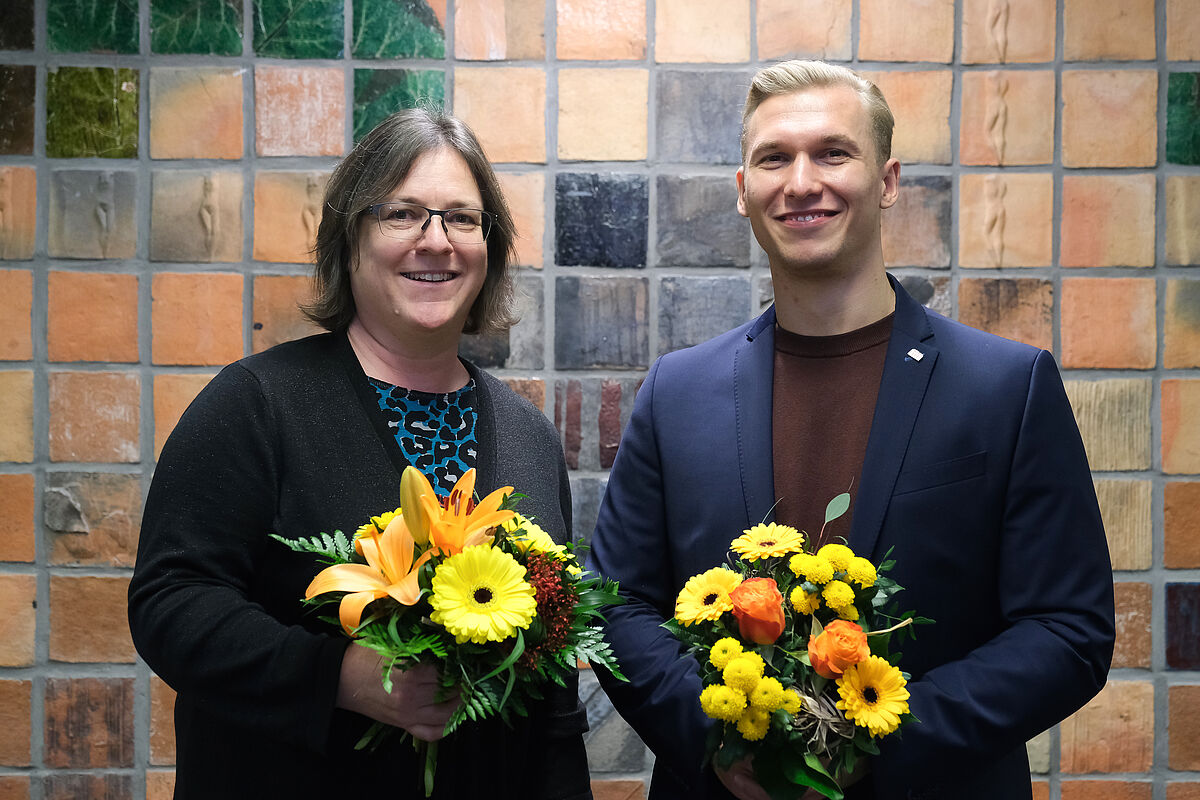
[{"left": 588, "top": 61, "right": 1114, "bottom": 800}]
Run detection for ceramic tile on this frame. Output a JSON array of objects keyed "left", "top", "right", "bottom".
[
  {"left": 1062, "top": 70, "right": 1157, "bottom": 168},
  {"left": 48, "top": 371, "right": 140, "bottom": 463},
  {"left": 1095, "top": 478, "right": 1153, "bottom": 570},
  {"left": 354, "top": 69, "right": 444, "bottom": 144},
  {"left": 153, "top": 373, "right": 216, "bottom": 457},
  {"left": 659, "top": 277, "right": 752, "bottom": 353},
  {"left": 860, "top": 70, "right": 952, "bottom": 164},
  {"left": 0, "top": 67, "right": 35, "bottom": 155},
  {"left": 149, "top": 170, "right": 243, "bottom": 263},
  {"left": 150, "top": 67, "right": 244, "bottom": 160},
  {"left": 48, "top": 272, "right": 140, "bottom": 363},
  {"left": 1163, "top": 379, "right": 1200, "bottom": 475},
  {"left": 0, "top": 270, "right": 32, "bottom": 361},
  {"left": 859, "top": 0, "right": 954, "bottom": 63},
  {"left": 1112, "top": 582, "right": 1151, "bottom": 668},
  {"left": 151, "top": 0, "right": 243, "bottom": 55},
  {"left": 962, "top": 0, "right": 1056, "bottom": 63},
  {"left": 655, "top": 0, "right": 750, "bottom": 63},
  {"left": 497, "top": 172, "right": 544, "bottom": 268},
  {"left": 252, "top": 171, "right": 329, "bottom": 263},
  {"left": 1166, "top": 583, "right": 1200, "bottom": 668},
  {"left": 555, "top": 173, "right": 648, "bottom": 268},
  {"left": 556, "top": 0, "right": 646, "bottom": 60},
  {"left": 1061, "top": 174, "right": 1156, "bottom": 267},
  {"left": 1170, "top": 685, "right": 1200, "bottom": 770},
  {"left": 1165, "top": 481, "right": 1200, "bottom": 568},
  {"left": 1064, "top": 378, "right": 1152, "bottom": 471},
  {"left": 1061, "top": 278, "right": 1156, "bottom": 369},
  {"left": 1167, "top": 72, "right": 1200, "bottom": 166},
  {"left": 757, "top": 0, "right": 851, "bottom": 61},
  {"left": 0, "top": 575, "right": 36, "bottom": 665},
  {"left": 0, "top": 167, "right": 37, "bottom": 260},
  {"left": 655, "top": 175, "right": 750, "bottom": 267},
  {"left": 558, "top": 69, "right": 648, "bottom": 162},
  {"left": 256, "top": 67, "right": 344, "bottom": 156},
  {"left": 455, "top": 0, "right": 544, "bottom": 60},
  {"left": 1064, "top": 0, "right": 1155, "bottom": 61},
  {"left": 44, "top": 471, "right": 142, "bottom": 567},
  {"left": 0, "top": 372, "right": 34, "bottom": 462},
  {"left": 1165, "top": 279, "right": 1200, "bottom": 369},
  {"left": 1060, "top": 681, "right": 1154, "bottom": 772},
  {"left": 896, "top": 275, "right": 952, "bottom": 317},
  {"left": 48, "top": 0, "right": 138, "bottom": 53},
  {"left": 0, "top": 0, "right": 34, "bottom": 50},
  {"left": 454, "top": 67, "right": 543, "bottom": 162},
  {"left": 1167, "top": 176, "right": 1200, "bottom": 265},
  {"left": 882, "top": 175, "right": 951, "bottom": 268},
  {"left": 656, "top": 70, "right": 747, "bottom": 165},
  {"left": 252, "top": 275, "right": 320, "bottom": 353},
  {"left": 48, "top": 170, "right": 138, "bottom": 260},
  {"left": 353, "top": 0, "right": 444, "bottom": 58},
  {"left": 960, "top": 70, "right": 1055, "bottom": 165},
  {"left": 151, "top": 272, "right": 244, "bottom": 365},
  {"left": 46, "top": 67, "right": 139, "bottom": 159},
  {"left": 1167, "top": 0, "right": 1200, "bottom": 60},
  {"left": 554, "top": 276, "right": 649, "bottom": 369},
  {"left": 959, "top": 173, "right": 1053, "bottom": 268},
  {"left": 253, "top": 0, "right": 343, "bottom": 58},
  {"left": 957, "top": 278, "right": 1053, "bottom": 351}
]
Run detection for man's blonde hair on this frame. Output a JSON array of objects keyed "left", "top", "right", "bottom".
[{"left": 740, "top": 60, "right": 895, "bottom": 164}]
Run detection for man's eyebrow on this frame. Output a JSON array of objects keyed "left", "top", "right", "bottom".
[{"left": 748, "top": 133, "right": 862, "bottom": 158}]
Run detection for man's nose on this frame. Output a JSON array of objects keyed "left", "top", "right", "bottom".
[{"left": 783, "top": 157, "right": 820, "bottom": 197}]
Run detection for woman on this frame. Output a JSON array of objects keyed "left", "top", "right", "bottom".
[{"left": 128, "top": 108, "right": 590, "bottom": 799}]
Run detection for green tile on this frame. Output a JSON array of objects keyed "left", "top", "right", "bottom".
[
  {"left": 48, "top": 0, "right": 139, "bottom": 54},
  {"left": 254, "top": 0, "right": 344, "bottom": 58},
  {"left": 0, "top": 66, "right": 36, "bottom": 155},
  {"left": 352, "top": 0, "right": 444, "bottom": 59},
  {"left": 1167, "top": 72, "right": 1200, "bottom": 166},
  {"left": 152, "top": 0, "right": 244, "bottom": 55},
  {"left": 354, "top": 69, "right": 444, "bottom": 143},
  {"left": 46, "top": 67, "right": 139, "bottom": 159},
  {"left": 0, "top": 0, "right": 34, "bottom": 50}
]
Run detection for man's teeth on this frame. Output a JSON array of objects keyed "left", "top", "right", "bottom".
[{"left": 405, "top": 272, "right": 454, "bottom": 282}]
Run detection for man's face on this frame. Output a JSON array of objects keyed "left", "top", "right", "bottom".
[{"left": 736, "top": 85, "right": 900, "bottom": 281}]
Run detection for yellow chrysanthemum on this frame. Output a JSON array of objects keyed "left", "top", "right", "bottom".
[
  {"left": 749, "top": 676, "right": 786, "bottom": 711},
  {"left": 822, "top": 579, "right": 856, "bottom": 611},
  {"left": 723, "top": 652, "right": 766, "bottom": 693},
  {"left": 355, "top": 508, "right": 402, "bottom": 539},
  {"left": 817, "top": 543, "right": 855, "bottom": 572},
  {"left": 736, "top": 707, "right": 771, "bottom": 741},
  {"left": 429, "top": 544, "right": 536, "bottom": 644},
  {"left": 709, "top": 637, "right": 744, "bottom": 670},
  {"left": 781, "top": 688, "right": 803, "bottom": 715},
  {"left": 836, "top": 604, "right": 860, "bottom": 622},
  {"left": 700, "top": 683, "right": 747, "bottom": 723},
  {"left": 675, "top": 567, "right": 743, "bottom": 625},
  {"left": 788, "top": 552, "right": 835, "bottom": 584},
  {"left": 730, "top": 523, "right": 806, "bottom": 561},
  {"left": 846, "top": 557, "right": 877, "bottom": 588},
  {"left": 836, "top": 655, "right": 911, "bottom": 738},
  {"left": 504, "top": 514, "right": 565, "bottom": 557},
  {"left": 789, "top": 585, "right": 821, "bottom": 616}
]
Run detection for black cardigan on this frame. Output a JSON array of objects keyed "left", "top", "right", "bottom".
[{"left": 129, "top": 332, "right": 591, "bottom": 799}]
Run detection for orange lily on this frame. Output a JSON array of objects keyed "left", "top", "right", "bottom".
[
  {"left": 401, "top": 466, "right": 515, "bottom": 556},
  {"left": 305, "top": 513, "right": 433, "bottom": 635}
]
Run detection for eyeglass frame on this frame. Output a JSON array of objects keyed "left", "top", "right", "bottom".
[{"left": 364, "top": 201, "right": 495, "bottom": 243}]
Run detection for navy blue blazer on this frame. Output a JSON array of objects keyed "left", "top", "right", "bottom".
[{"left": 589, "top": 277, "right": 1114, "bottom": 800}]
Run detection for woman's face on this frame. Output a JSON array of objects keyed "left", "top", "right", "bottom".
[{"left": 349, "top": 147, "right": 489, "bottom": 345}]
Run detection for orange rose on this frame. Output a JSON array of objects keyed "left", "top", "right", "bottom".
[
  {"left": 808, "top": 619, "right": 870, "bottom": 679},
  {"left": 729, "top": 577, "right": 786, "bottom": 645}
]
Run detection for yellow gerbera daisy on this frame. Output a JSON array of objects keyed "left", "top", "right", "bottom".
[
  {"left": 817, "top": 543, "right": 855, "bottom": 572},
  {"left": 836, "top": 655, "right": 910, "bottom": 737},
  {"left": 675, "top": 567, "right": 743, "bottom": 625},
  {"left": 789, "top": 552, "right": 835, "bottom": 584},
  {"left": 790, "top": 585, "right": 821, "bottom": 616},
  {"left": 429, "top": 544, "right": 536, "bottom": 644},
  {"left": 700, "top": 684, "right": 747, "bottom": 723},
  {"left": 709, "top": 637, "right": 744, "bottom": 670},
  {"left": 846, "top": 556, "right": 877, "bottom": 588},
  {"left": 736, "top": 707, "right": 771, "bottom": 741},
  {"left": 723, "top": 651, "right": 766, "bottom": 694},
  {"left": 822, "top": 579, "right": 856, "bottom": 611},
  {"left": 730, "top": 523, "right": 806, "bottom": 561},
  {"left": 749, "top": 676, "right": 786, "bottom": 711}
]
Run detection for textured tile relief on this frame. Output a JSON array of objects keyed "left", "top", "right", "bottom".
[
  {"left": 556, "top": 173, "right": 649, "bottom": 268},
  {"left": 1167, "top": 72, "right": 1200, "bottom": 166},
  {"left": 960, "top": 70, "right": 1055, "bottom": 165},
  {"left": 150, "top": 171, "right": 243, "bottom": 263},
  {"left": 48, "top": 170, "right": 138, "bottom": 260},
  {"left": 48, "top": 0, "right": 138, "bottom": 53},
  {"left": 0, "top": 168, "right": 36, "bottom": 260},
  {"left": 151, "top": 0, "right": 244, "bottom": 55},
  {"left": 252, "top": 171, "right": 329, "bottom": 263},
  {"left": 353, "top": 69, "right": 444, "bottom": 143},
  {"left": 253, "top": 0, "right": 344, "bottom": 58},
  {"left": 46, "top": 67, "right": 139, "bottom": 159},
  {"left": 959, "top": 173, "right": 1053, "bottom": 267},
  {"left": 353, "top": 0, "right": 444, "bottom": 58},
  {"left": 961, "top": 0, "right": 1056, "bottom": 63},
  {"left": 0, "top": 0, "right": 34, "bottom": 50},
  {"left": 0, "top": 66, "right": 36, "bottom": 155}
]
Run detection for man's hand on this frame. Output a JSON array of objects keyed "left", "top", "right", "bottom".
[{"left": 335, "top": 643, "right": 460, "bottom": 741}]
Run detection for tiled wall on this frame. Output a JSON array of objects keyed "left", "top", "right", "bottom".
[{"left": 0, "top": 0, "right": 1198, "bottom": 798}]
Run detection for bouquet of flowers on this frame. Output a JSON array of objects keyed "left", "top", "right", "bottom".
[
  {"left": 664, "top": 493, "right": 928, "bottom": 800},
  {"left": 274, "top": 465, "right": 624, "bottom": 796}
]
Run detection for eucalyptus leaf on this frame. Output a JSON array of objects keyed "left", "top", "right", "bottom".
[{"left": 824, "top": 492, "right": 851, "bottom": 525}]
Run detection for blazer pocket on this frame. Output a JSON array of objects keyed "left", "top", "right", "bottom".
[{"left": 893, "top": 451, "right": 987, "bottom": 496}]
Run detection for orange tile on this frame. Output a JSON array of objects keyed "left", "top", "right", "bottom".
[
  {"left": 1172, "top": 685, "right": 1200, "bottom": 769},
  {"left": 1064, "top": 0, "right": 1156, "bottom": 60},
  {"left": 1168, "top": 783, "right": 1200, "bottom": 800},
  {"left": 959, "top": 173, "right": 1053, "bottom": 267},
  {"left": 1096, "top": 479, "right": 1153, "bottom": 571},
  {"left": 151, "top": 272, "right": 244, "bottom": 366},
  {"left": 497, "top": 172, "right": 544, "bottom": 268},
  {"left": 655, "top": 0, "right": 750, "bottom": 62},
  {"left": 150, "top": 677, "right": 176, "bottom": 765},
  {"left": 0, "top": 167, "right": 36, "bottom": 260},
  {"left": 1166, "top": 279, "right": 1200, "bottom": 368},
  {"left": 0, "top": 775, "right": 30, "bottom": 800},
  {"left": 1167, "top": 177, "right": 1200, "bottom": 266},
  {"left": 153, "top": 373, "right": 215, "bottom": 458},
  {"left": 858, "top": 0, "right": 954, "bottom": 62},
  {"left": 757, "top": 0, "right": 851, "bottom": 60},
  {"left": 45, "top": 472, "right": 141, "bottom": 568},
  {"left": 1062, "top": 70, "right": 1157, "bottom": 167},
  {"left": 149, "top": 67, "right": 243, "bottom": 160},
  {"left": 504, "top": 378, "right": 545, "bottom": 411},
  {"left": 962, "top": 0, "right": 1056, "bottom": 63},
  {"left": 1032, "top": 782, "right": 1050, "bottom": 800},
  {"left": 1113, "top": 582, "right": 1151, "bottom": 667},
  {"left": 1061, "top": 174, "right": 1156, "bottom": 268},
  {"left": 957, "top": 278, "right": 1053, "bottom": 351},
  {"left": 252, "top": 275, "right": 321, "bottom": 354},
  {"left": 0, "top": 270, "right": 32, "bottom": 361},
  {"left": 47, "top": 271, "right": 139, "bottom": 363},
  {"left": 556, "top": 0, "right": 646, "bottom": 60},
  {"left": 591, "top": 779, "right": 646, "bottom": 800},
  {"left": 960, "top": 70, "right": 1055, "bottom": 165},
  {"left": 1163, "top": 379, "right": 1200, "bottom": 475},
  {"left": 254, "top": 67, "right": 344, "bottom": 157},
  {"left": 1167, "top": 0, "right": 1200, "bottom": 59},
  {"left": 1061, "top": 681, "right": 1154, "bottom": 773},
  {"left": 1061, "top": 278, "right": 1156, "bottom": 369},
  {"left": 146, "top": 770, "right": 176, "bottom": 800},
  {"left": 1165, "top": 481, "right": 1200, "bottom": 568},
  {"left": 1061, "top": 782, "right": 1152, "bottom": 800},
  {"left": 455, "top": 0, "right": 545, "bottom": 60},
  {"left": 1064, "top": 379, "right": 1153, "bottom": 472},
  {"left": 49, "top": 575, "right": 135, "bottom": 663},
  {"left": 454, "top": 68, "right": 546, "bottom": 163},
  {"left": 558, "top": 69, "right": 648, "bottom": 161},
  {"left": 0, "top": 680, "right": 31, "bottom": 766},
  {"left": 48, "top": 371, "right": 140, "bottom": 463},
  {"left": 252, "top": 171, "right": 329, "bottom": 263},
  {"left": 861, "top": 70, "right": 952, "bottom": 164},
  {"left": 0, "top": 474, "right": 34, "bottom": 563},
  {"left": 0, "top": 371, "right": 33, "bottom": 462},
  {"left": 150, "top": 170, "right": 244, "bottom": 263},
  {"left": 0, "top": 573, "right": 36, "bottom": 666}
]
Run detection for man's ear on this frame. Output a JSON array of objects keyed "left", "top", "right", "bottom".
[
  {"left": 735, "top": 167, "right": 749, "bottom": 217},
  {"left": 880, "top": 158, "right": 900, "bottom": 210}
]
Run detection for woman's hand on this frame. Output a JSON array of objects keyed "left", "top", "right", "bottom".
[
  {"left": 335, "top": 643, "right": 460, "bottom": 741},
  {"left": 714, "top": 757, "right": 772, "bottom": 800}
]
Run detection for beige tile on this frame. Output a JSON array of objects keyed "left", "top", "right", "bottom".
[
  {"left": 858, "top": 0, "right": 954, "bottom": 63},
  {"left": 1163, "top": 379, "right": 1200, "bottom": 475},
  {"left": 655, "top": 0, "right": 750, "bottom": 63},
  {"left": 49, "top": 576, "right": 135, "bottom": 662},
  {"left": 0, "top": 167, "right": 36, "bottom": 260},
  {"left": 150, "top": 170, "right": 243, "bottom": 263},
  {"left": 252, "top": 171, "right": 329, "bottom": 264},
  {"left": 1064, "top": 0, "right": 1156, "bottom": 61},
  {"left": 1064, "top": 378, "right": 1152, "bottom": 472},
  {"left": 1094, "top": 479, "right": 1152, "bottom": 570},
  {"left": 962, "top": 0, "right": 1056, "bottom": 63},
  {"left": 558, "top": 69, "right": 648, "bottom": 162},
  {"left": 556, "top": 0, "right": 646, "bottom": 60},
  {"left": 1061, "top": 174, "right": 1156, "bottom": 267},
  {"left": 0, "top": 270, "right": 32, "bottom": 361},
  {"left": 150, "top": 67, "right": 243, "bottom": 160},
  {"left": 498, "top": 172, "right": 545, "bottom": 268},
  {"left": 960, "top": 70, "right": 1055, "bottom": 165},
  {"left": 1165, "top": 279, "right": 1200, "bottom": 369},
  {"left": 1167, "top": 176, "right": 1200, "bottom": 266},
  {"left": 49, "top": 170, "right": 137, "bottom": 260},
  {"left": 1061, "top": 681, "right": 1154, "bottom": 773},
  {"left": 1061, "top": 278, "right": 1156, "bottom": 369},
  {"left": 454, "top": 68, "right": 546, "bottom": 163},
  {"left": 757, "top": 0, "right": 851, "bottom": 61},
  {"left": 958, "top": 173, "right": 1053, "bottom": 267},
  {"left": 0, "top": 371, "right": 33, "bottom": 462},
  {"left": 455, "top": 0, "right": 544, "bottom": 60},
  {"left": 1062, "top": 70, "right": 1157, "bottom": 168},
  {"left": 1167, "top": 0, "right": 1200, "bottom": 59},
  {"left": 255, "top": 67, "right": 344, "bottom": 157},
  {"left": 861, "top": 70, "right": 952, "bottom": 164}
]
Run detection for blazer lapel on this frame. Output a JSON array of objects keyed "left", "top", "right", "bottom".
[
  {"left": 850, "top": 277, "right": 939, "bottom": 560},
  {"left": 735, "top": 306, "right": 779, "bottom": 528}
]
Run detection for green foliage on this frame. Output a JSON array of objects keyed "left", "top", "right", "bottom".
[
  {"left": 270, "top": 530, "right": 356, "bottom": 565},
  {"left": 253, "top": 0, "right": 344, "bottom": 58},
  {"left": 152, "top": 0, "right": 243, "bottom": 55},
  {"left": 1167, "top": 72, "right": 1200, "bottom": 166},
  {"left": 353, "top": 69, "right": 444, "bottom": 143},
  {"left": 46, "top": 67, "right": 139, "bottom": 158},
  {"left": 352, "top": 0, "right": 444, "bottom": 59},
  {"left": 48, "top": 0, "right": 139, "bottom": 53}
]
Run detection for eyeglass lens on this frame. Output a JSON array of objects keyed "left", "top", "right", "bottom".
[{"left": 374, "top": 203, "right": 490, "bottom": 243}]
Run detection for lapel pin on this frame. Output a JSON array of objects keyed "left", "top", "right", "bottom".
[{"left": 906, "top": 348, "right": 924, "bottom": 362}]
